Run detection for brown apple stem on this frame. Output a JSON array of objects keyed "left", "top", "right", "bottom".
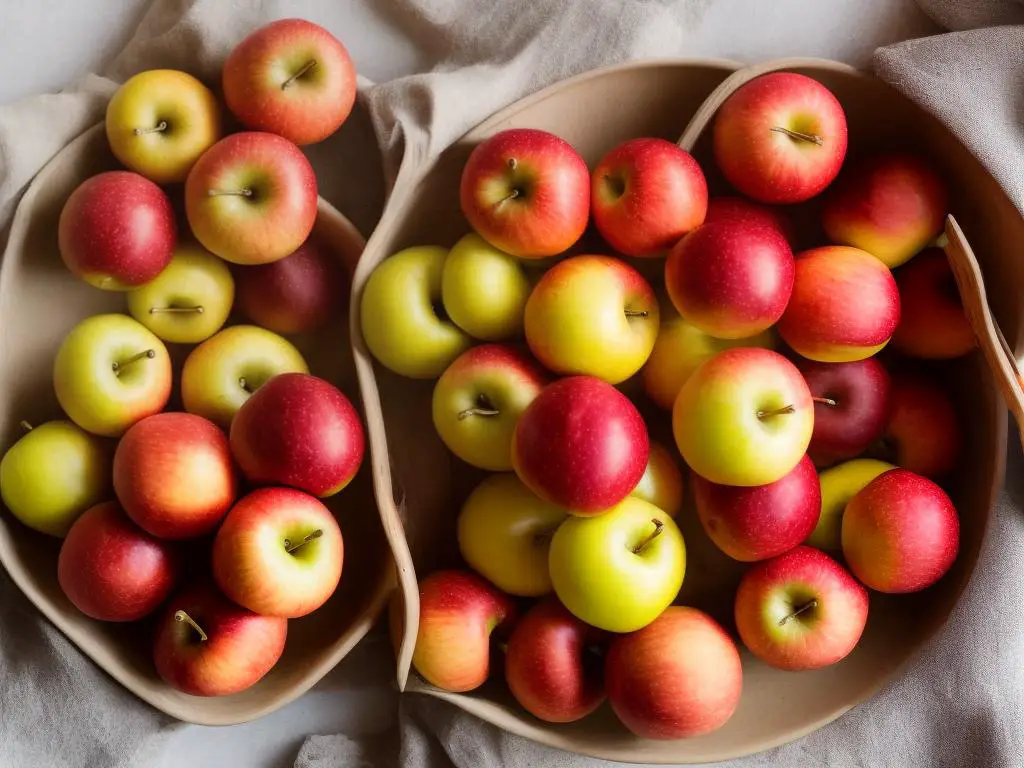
[
  {"left": 238, "top": 377, "right": 252, "bottom": 394},
  {"left": 770, "top": 126, "right": 824, "bottom": 146},
  {"left": 150, "top": 306, "right": 205, "bottom": 315},
  {"left": 756, "top": 404, "right": 795, "bottom": 420},
  {"left": 507, "top": 158, "right": 518, "bottom": 171},
  {"left": 632, "top": 518, "right": 664, "bottom": 554},
  {"left": 19, "top": 421, "right": 32, "bottom": 433},
  {"left": 174, "top": 610, "right": 208, "bottom": 642},
  {"left": 457, "top": 406, "right": 500, "bottom": 421},
  {"left": 207, "top": 188, "right": 254, "bottom": 198},
  {"left": 134, "top": 121, "right": 168, "bottom": 136},
  {"left": 281, "top": 59, "right": 317, "bottom": 89},
  {"left": 812, "top": 396, "right": 838, "bottom": 407},
  {"left": 778, "top": 599, "right": 818, "bottom": 627},
  {"left": 495, "top": 188, "right": 521, "bottom": 206},
  {"left": 112, "top": 349, "right": 156, "bottom": 373},
  {"left": 624, "top": 309, "right": 649, "bottom": 318},
  {"left": 284, "top": 529, "right": 323, "bottom": 554}
]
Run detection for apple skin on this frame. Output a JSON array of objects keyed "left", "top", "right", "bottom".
[
  {"left": 153, "top": 583, "right": 288, "bottom": 697},
  {"left": 605, "top": 606, "right": 742, "bottom": 739},
  {"left": 892, "top": 247, "right": 975, "bottom": 359},
  {"left": 58, "top": 171, "right": 176, "bottom": 291},
  {"left": 879, "top": 373, "right": 960, "bottom": 479},
  {"left": 630, "top": 440, "right": 684, "bottom": 518},
  {"left": 734, "top": 545, "right": 869, "bottom": 670},
  {"left": 230, "top": 373, "right": 365, "bottom": 498},
  {"left": 549, "top": 497, "right": 686, "bottom": 633},
  {"left": 712, "top": 72, "right": 848, "bottom": 204},
  {"left": 57, "top": 501, "right": 178, "bottom": 622},
  {"left": 665, "top": 219, "right": 794, "bottom": 339},
  {"left": 184, "top": 131, "right": 318, "bottom": 265},
  {"left": 459, "top": 128, "right": 590, "bottom": 259},
  {"left": 778, "top": 246, "right": 901, "bottom": 363},
  {"left": 432, "top": 343, "right": 548, "bottom": 471},
  {"left": 704, "top": 195, "right": 797, "bottom": 248},
  {"left": 673, "top": 347, "right": 813, "bottom": 487},
  {"left": 694, "top": 453, "right": 820, "bottom": 562},
  {"left": 105, "top": 69, "right": 222, "bottom": 184},
  {"left": 512, "top": 375, "right": 649, "bottom": 515},
  {"left": 591, "top": 138, "right": 708, "bottom": 258},
  {"left": 822, "top": 152, "right": 948, "bottom": 268},
  {"left": 412, "top": 569, "right": 518, "bottom": 693},
  {"left": 524, "top": 255, "right": 659, "bottom": 385},
  {"left": 114, "top": 412, "right": 237, "bottom": 540},
  {"left": 809, "top": 458, "right": 895, "bottom": 553}
]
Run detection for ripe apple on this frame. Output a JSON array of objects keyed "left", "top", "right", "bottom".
[
  {"left": 505, "top": 598, "right": 606, "bottom": 723},
  {"left": 57, "top": 501, "right": 177, "bottom": 622},
  {"left": 892, "top": 247, "right": 975, "bottom": 359},
  {"left": 549, "top": 496, "right": 685, "bottom": 633},
  {"left": 591, "top": 137, "right": 707, "bottom": 258},
  {"left": 126, "top": 242, "right": 235, "bottom": 344},
  {"left": 524, "top": 255, "right": 658, "bottom": 384},
  {"left": 704, "top": 195, "right": 797, "bottom": 248},
  {"left": 734, "top": 546, "right": 868, "bottom": 670},
  {"left": 664, "top": 219, "right": 794, "bottom": 339},
  {"left": 230, "top": 373, "right": 365, "bottom": 498},
  {"left": 0, "top": 420, "right": 112, "bottom": 538},
  {"left": 360, "top": 245, "right": 472, "bottom": 379},
  {"left": 412, "top": 569, "right": 518, "bottom": 693},
  {"left": 114, "top": 412, "right": 237, "bottom": 540},
  {"left": 673, "top": 347, "right": 813, "bottom": 486},
  {"left": 54, "top": 313, "right": 172, "bottom": 438},
  {"left": 842, "top": 468, "right": 959, "bottom": 593},
  {"left": 878, "top": 373, "right": 960, "bottom": 479},
  {"left": 181, "top": 324, "right": 309, "bottom": 429},
  {"left": 153, "top": 583, "right": 288, "bottom": 697},
  {"left": 184, "top": 131, "right": 318, "bottom": 265},
  {"left": 694, "top": 454, "right": 820, "bottom": 562},
  {"left": 712, "top": 72, "right": 848, "bottom": 204},
  {"left": 778, "top": 246, "right": 901, "bottom": 363},
  {"left": 605, "top": 606, "right": 741, "bottom": 739},
  {"left": 105, "top": 69, "right": 222, "bottom": 183},
  {"left": 459, "top": 128, "right": 589, "bottom": 259},
  {"left": 630, "top": 440, "right": 684, "bottom": 518},
  {"left": 809, "top": 458, "right": 895, "bottom": 553},
  {"left": 222, "top": 18, "right": 357, "bottom": 146},
  {"left": 513, "top": 376, "right": 649, "bottom": 515},
  {"left": 212, "top": 487, "right": 344, "bottom": 618},
  {"left": 58, "top": 171, "right": 176, "bottom": 290},
  {"left": 822, "top": 152, "right": 948, "bottom": 268}
]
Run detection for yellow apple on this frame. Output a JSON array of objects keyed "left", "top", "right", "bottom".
[
  {"left": 630, "top": 440, "right": 684, "bottom": 518},
  {"left": 809, "top": 458, "right": 895, "bottom": 552}
]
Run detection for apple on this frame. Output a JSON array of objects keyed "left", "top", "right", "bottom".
[
  {"left": 412, "top": 569, "right": 518, "bottom": 693},
  {"left": 184, "top": 131, "right": 318, "bottom": 265},
  {"left": 126, "top": 242, "right": 235, "bottom": 344},
  {"left": 212, "top": 487, "right": 344, "bottom": 618},
  {"left": 105, "top": 69, "right": 222, "bottom": 184},
  {"left": 630, "top": 440, "right": 684, "bottom": 518},
  {"left": 605, "top": 606, "right": 741, "bottom": 739},
  {"left": 459, "top": 128, "right": 589, "bottom": 259},
  {"left": 114, "top": 412, "right": 237, "bottom": 540},
  {"left": 524, "top": 255, "right": 659, "bottom": 385},
  {"left": 549, "top": 496, "right": 685, "bottom": 633},
  {"left": 360, "top": 245, "right": 472, "bottom": 379},
  {"left": 181, "top": 324, "right": 309, "bottom": 429},
  {"left": 230, "top": 373, "right": 365, "bottom": 497},
  {"left": 734, "top": 545, "right": 868, "bottom": 670},
  {"left": 878, "top": 373, "right": 960, "bottom": 479},
  {"left": 513, "top": 375, "right": 649, "bottom": 515},
  {"left": 591, "top": 137, "right": 708, "bottom": 258},
  {"left": 0, "top": 420, "right": 112, "bottom": 538},
  {"left": 892, "top": 247, "right": 975, "bottom": 359},
  {"left": 222, "top": 18, "right": 357, "bottom": 146},
  {"left": 712, "top": 72, "right": 848, "bottom": 204},
  {"left": 58, "top": 171, "right": 176, "bottom": 291},
  {"left": 505, "top": 598, "right": 606, "bottom": 723},
  {"left": 57, "top": 501, "right": 177, "bottom": 622},
  {"left": 54, "top": 313, "right": 172, "bottom": 438},
  {"left": 822, "top": 152, "right": 948, "bottom": 268},
  {"left": 153, "top": 583, "right": 288, "bottom": 697},
  {"left": 664, "top": 219, "right": 794, "bottom": 339},
  {"left": 694, "top": 454, "right": 820, "bottom": 562},
  {"left": 673, "top": 347, "right": 813, "bottom": 486},
  {"left": 704, "top": 195, "right": 797, "bottom": 247},
  {"left": 778, "top": 246, "right": 901, "bottom": 363},
  {"left": 809, "top": 458, "right": 895, "bottom": 553}
]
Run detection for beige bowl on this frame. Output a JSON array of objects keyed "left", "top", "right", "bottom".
[
  {"left": 0, "top": 122, "right": 395, "bottom": 726},
  {"left": 352, "top": 57, "right": 1020, "bottom": 763}
]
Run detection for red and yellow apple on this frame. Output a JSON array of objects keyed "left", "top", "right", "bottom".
[
  {"left": 630, "top": 440, "right": 684, "bottom": 518},
  {"left": 892, "top": 247, "right": 975, "bottom": 359},
  {"left": 809, "top": 458, "right": 895, "bottom": 553},
  {"left": 880, "top": 373, "right": 960, "bottom": 479}
]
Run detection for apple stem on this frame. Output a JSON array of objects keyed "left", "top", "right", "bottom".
[
  {"left": 19, "top": 421, "right": 32, "bottom": 432},
  {"left": 507, "top": 158, "right": 518, "bottom": 171},
  {"left": 174, "top": 610, "right": 208, "bottom": 642},
  {"left": 284, "top": 529, "right": 323, "bottom": 554},
  {"left": 624, "top": 309, "right": 649, "bottom": 319},
  {"left": 496, "top": 188, "right": 521, "bottom": 206},
  {"left": 281, "top": 59, "right": 317, "bottom": 90},
  {"left": 134, "top": 121, "right": 168, "bottom": 136},
  {"left": 812, "top": 396, "right": 838, "bottom": 408},
  {"left": 112, "top": 349, "right": 155, "bottom": 374},
  {"left": 238, "top": 377, "right": 251, "bottom": 394},
  {"left": 632, "top": 518, "right": 664, "bottom": 554},
  {"left": 778, "top": 599, "right": 818, "bottom": 627},
  {"left": 207, "top": 188, "right": 254, "bottom": 198},
  {"left": 150, "top": 306, "right": 205, "bottom": 315},
  {"left": 756, "top": 404, "right": 795, "bottom": 420},
  {"left": 770, "top": 127, "right": 824, "bottom": 146},
  {"left": 457, "top": 406, "right": 500, "bottom": 421}
]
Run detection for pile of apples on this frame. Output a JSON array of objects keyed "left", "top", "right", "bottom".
[
  {"left": 0, "top": 19, "right": 369, "bottom": 697},
  {"left": 362, "top": 72, "right": 971, "bottom": 738}
]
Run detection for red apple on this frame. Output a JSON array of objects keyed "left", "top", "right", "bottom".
[
  {"left": 459, "top": 128, "right": 589, "bottom": 259},
  {"left": 842, "top": 469, "right": 959, "bottom": 593},
  {"left": 734, "top": 545, "right": 869, "bottom": 670},
  {"left": 704, "top": 195, "right": 797, "bottom": 248},
  {"left": 892, "top": 248, "right": 975, "bottom": 359},
  {"left": 880, "top": 373, "right": 960, "bottom": 479},
  {"left": 58, "top": 171, "right": 176, "bottom": 290},
  {"left": 57, "top": 501, "right": 177, "bottom": 622}
]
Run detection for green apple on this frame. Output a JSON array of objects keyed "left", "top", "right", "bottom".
[
  {"left": 809, "top": 458, "right": 895, "bottom": 553},
  {"left": 126, "top": 243, "right": 235, "bottom": 344},
  {"left": 0, "top": 421, "right": 113, "bottom": 537},
  {"left": 181, "top": 325, "right": 308, "bottom": 428},
  {"left": 360, "top": 245, "right": 472, "bottom": 379},
  {"left": 54, "top": 313, "right": 173, "bottom": 437},
  {"left": 549, "top": 496, "right": 686, "bottom": 633}
]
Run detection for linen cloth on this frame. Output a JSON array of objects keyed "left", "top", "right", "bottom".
[{"left": 0, "top": 1, "right": 1021, "bottom": 767}]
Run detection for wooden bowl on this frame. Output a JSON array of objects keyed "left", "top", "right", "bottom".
[{"left": 0, "top": 123, "right": 396, "bottom": 726}]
